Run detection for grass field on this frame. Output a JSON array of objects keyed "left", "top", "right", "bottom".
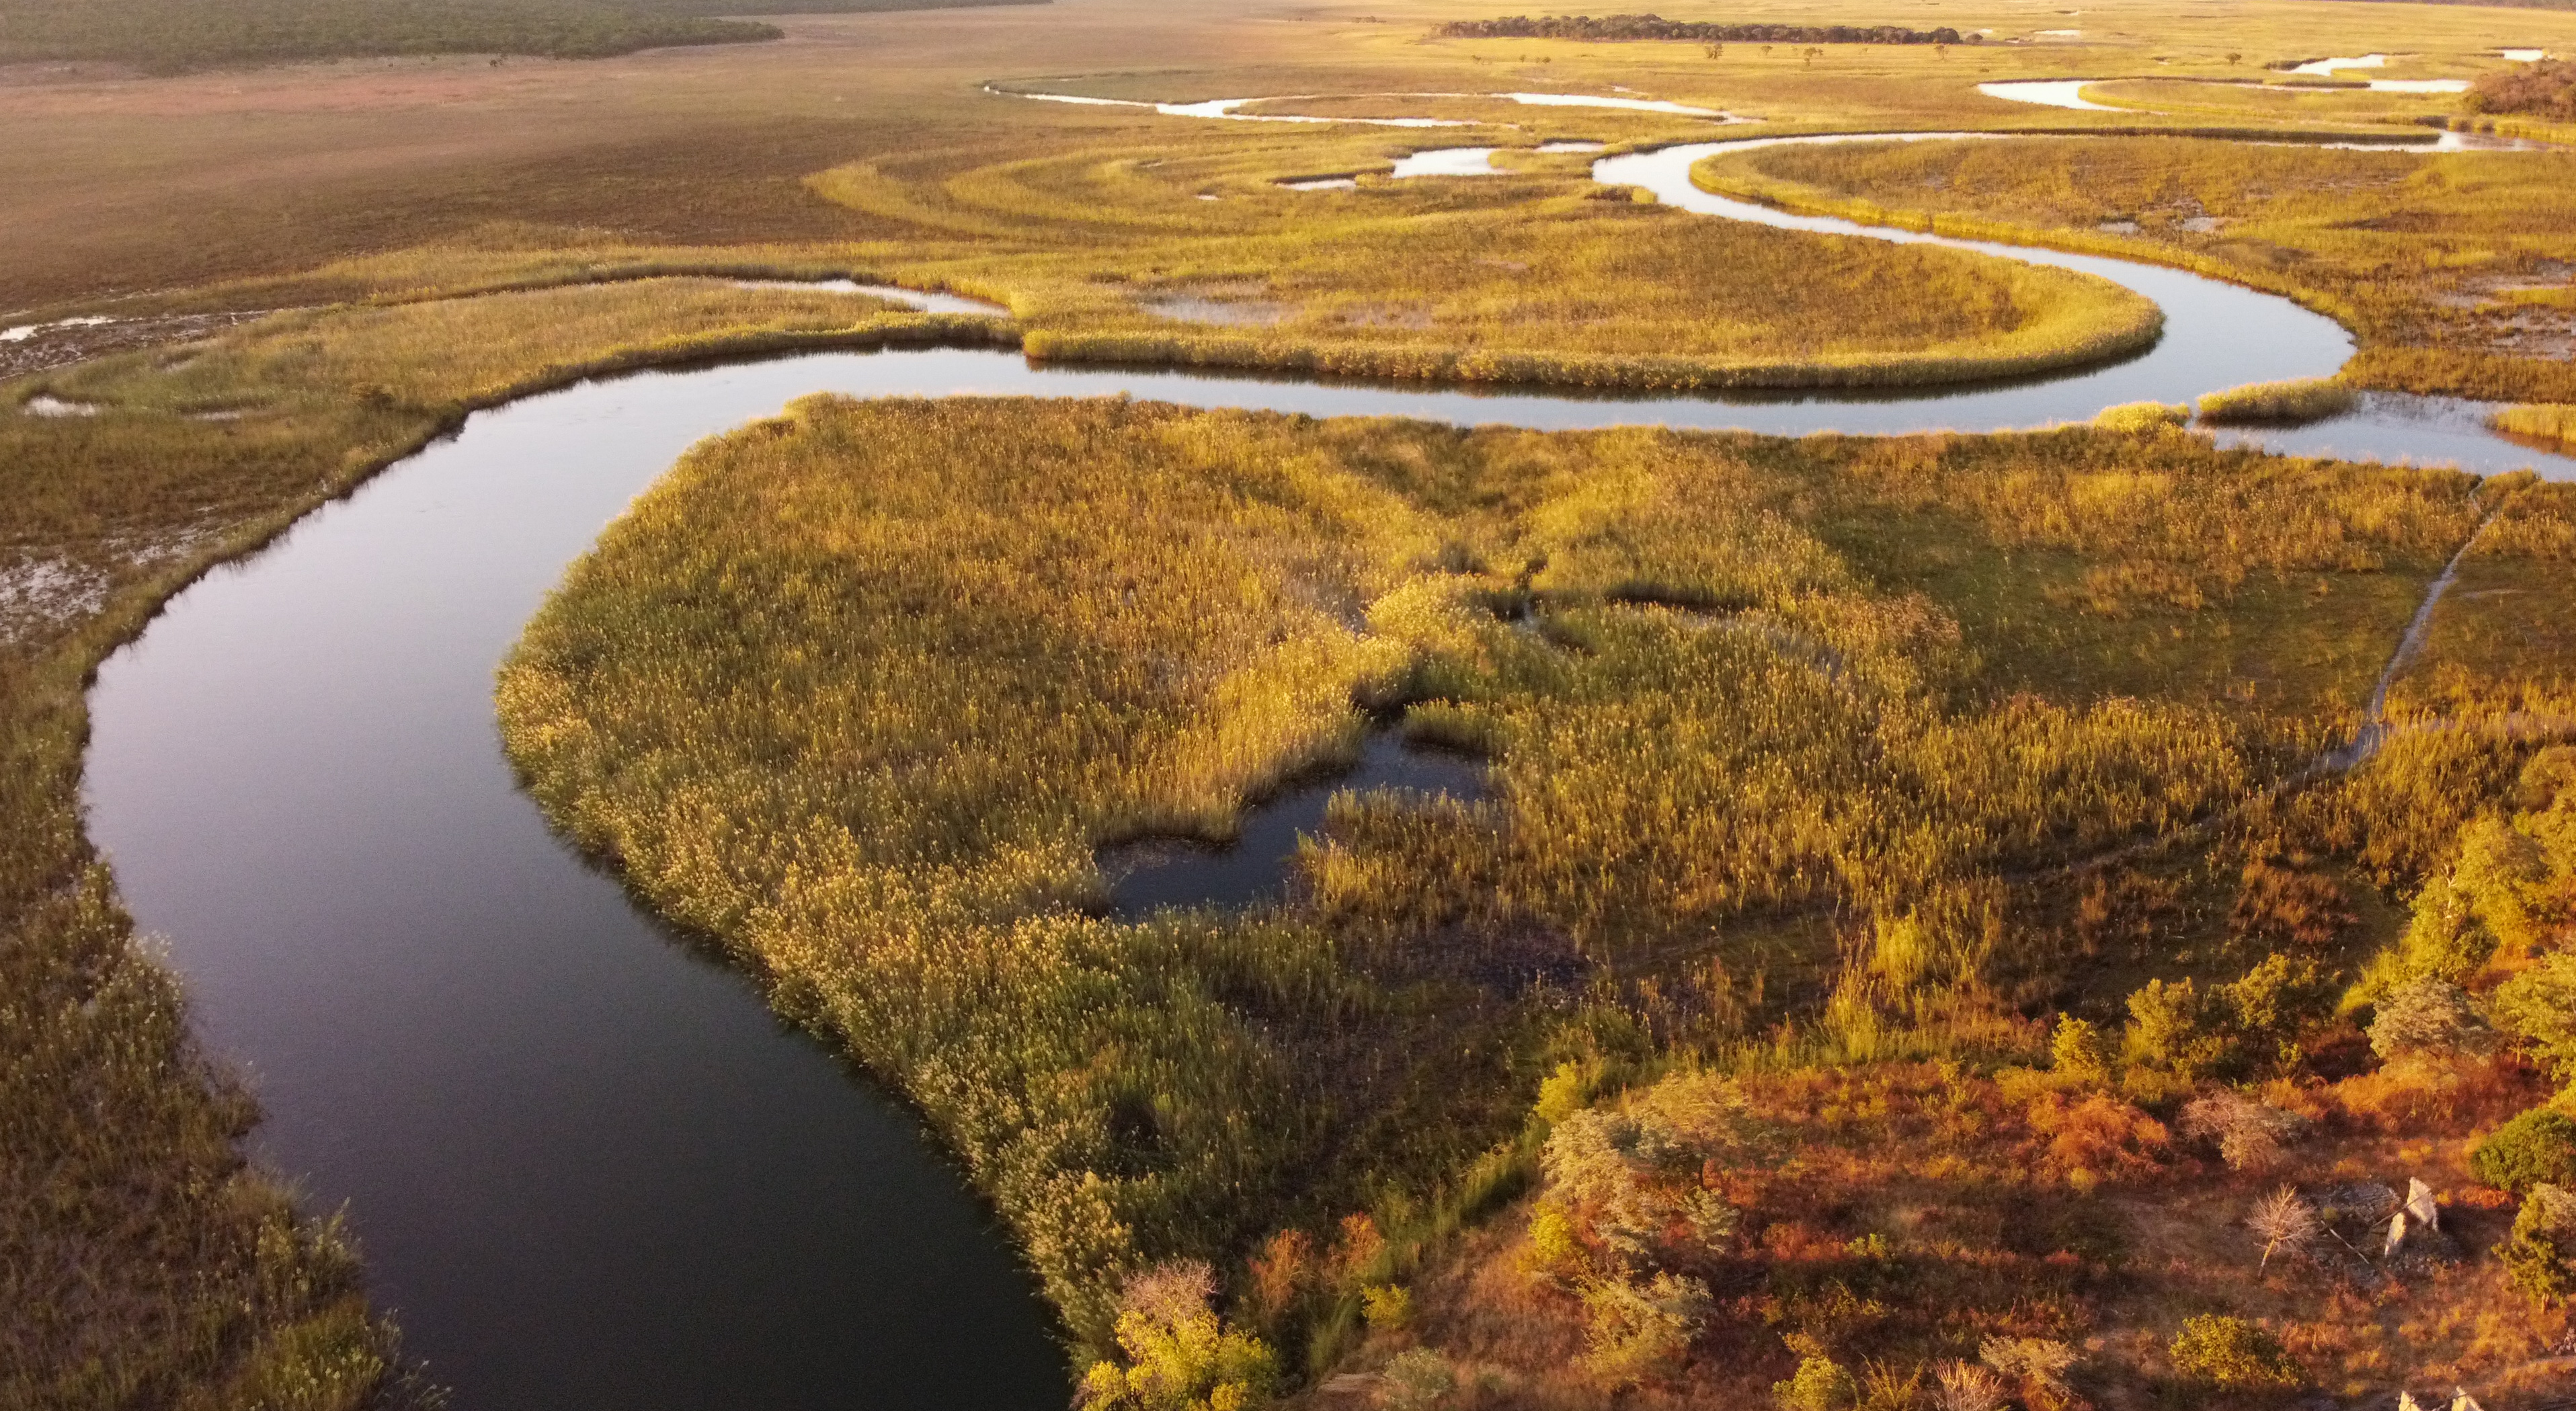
[{"left": 7, "top": 0, "right": 2576, "bottom": 1402}]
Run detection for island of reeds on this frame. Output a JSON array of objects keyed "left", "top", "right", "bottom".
[{"left": 497, "top": 395, "right": 2576, "bottom": 1405}]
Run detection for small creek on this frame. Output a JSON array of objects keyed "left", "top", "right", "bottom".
[{"left": 78, "top": 85, "right": 2576, "bottom": 1411}]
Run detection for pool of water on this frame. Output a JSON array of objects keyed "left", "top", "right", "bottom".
[
  {"left": 81, "top": 87, "right": 2576, "bottom": 1411},
  {"left": 1104, "top": 731, "right": 1488, "bottom": 916}
]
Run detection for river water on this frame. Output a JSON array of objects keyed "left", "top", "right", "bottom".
[{"left": 80, "top": 102, "right": 2576, "bottom": 1411}]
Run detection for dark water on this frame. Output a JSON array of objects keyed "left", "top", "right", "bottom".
[
  {"left": 1105, "top": 731, "right": 1488, "bottom": 916},
  {"left": 76, "top": 118, "right": 2576, "bottom": 1411}
]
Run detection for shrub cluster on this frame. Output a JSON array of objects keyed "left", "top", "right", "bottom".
[{"left": 2466, "top": 58, "right": 2576, "bottom": 122}]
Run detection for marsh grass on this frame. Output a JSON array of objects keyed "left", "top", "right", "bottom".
[
  {"left": 492, "top": 397, "right": 2481, "bottom": 1365},
  {"left": 2195, "top": 376, "right": 2360, "bottom": 426},
  {"left": 1695, "top": 134, "right": 2576, "bottom": 401},
  {"left": 812, "top": 151, "right": 2166, "bottom": 391},
  {"left": 2494, "top": 403, "right": 2576, "bottom": 448}
]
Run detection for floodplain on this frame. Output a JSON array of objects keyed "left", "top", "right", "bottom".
[{"left": 9, "top": 0, "right": 2576, "bottom": 1408}]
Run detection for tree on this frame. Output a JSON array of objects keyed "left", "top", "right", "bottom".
[
  {"left": 2224, "top": 953, "right": 2332, "bottom": 1071},
  {"left": 2128, "top": 977, "right": 2237, "bottom": 1080},
  {"left": 2247, "top": 1185, "right": 2320, "bottom": 1269},
  {"left": 2369, "top": 977, "right": 2492, "bottom": 1062},
  {"left": 2492, "top": 951, "right": 2576, "bottom": 1080},
  {"left": 2170, "top": 1314, "right": 2304, "bottom": 1390},
  {"left": 2472, "top": 1108, "right": 2576, "bottom": 1195}
]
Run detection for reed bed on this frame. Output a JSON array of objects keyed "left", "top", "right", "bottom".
[
  {"left": 1694, "top": 134, "right": 2576, "bottom": 403},
  {"left": 804, "top": 150, "right": 2166, "bottom": 391},
  {"left": 493, "top": 397, "right": 2478, "bottom": 1366}
]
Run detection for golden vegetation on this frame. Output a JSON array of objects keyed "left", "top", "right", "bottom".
[
  {"left": 1694, "top": 134, "right": 2576, "bottom": 402},
  {"left": 2495, "top": 403, "right": 2576, "bottom": 448},
  {"left": 493, "top": 397, "right": 2498, "bottom": 1380},
  {"left": 810, "top": 148, "right": 2167, "bottom": 391},
  {"left": 2194, "top": 377, "right": 2360, "bottom": 426}
]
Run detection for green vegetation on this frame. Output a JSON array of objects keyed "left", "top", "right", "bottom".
[
  {"left": 1694, "top": 134, "right": 2576, "bottom": 403},
  {"left": 2505, "top": 1184, "right": 2576, "bottom": 1305},
  {"left": 2168, "top": 1314, "right": 2304, "bottom": 1392},
  {"left": 2388, "top": 479, "right": 2576, "bottom": 724},
  {"left": 0, "top": 282, "right": 959, "bottom": 1407},
  {"left": 2196, "top": 378, "right": 2359, "bottom": 427},
  {"left": 0, "top": 0, "right": 1039, "bottom": 72},
  {"left": 2472, "top": 1107, "right": 2576, "bottom": 1193}
]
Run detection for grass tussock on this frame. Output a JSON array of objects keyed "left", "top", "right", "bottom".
[
  {"left": 493, "top": 397, "right": 2489, "bottom": 1373},
  {"left": 2194, "top": 377, "right": 2360, "bottom": 426},
  {"left": 2493, "top": 402, "right": 2576, "bottom": 448},
  {"left": 2093, "top": 400, "right": 2193, "bottom": 434}
]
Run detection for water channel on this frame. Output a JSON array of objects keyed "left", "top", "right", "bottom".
[{"left": 79, "top": 95, "right": 2576, "bottom": 1411}]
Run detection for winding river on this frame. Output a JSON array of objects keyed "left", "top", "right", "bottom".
[{"left": 80, "top": 96, "right": 2576, "bottom": 1411}]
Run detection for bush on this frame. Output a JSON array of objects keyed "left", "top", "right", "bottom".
[
  {"left": 2051, "top": 1015, "right": 2116, "bottom": 1082},
  {"left": 1773, "top": 1354, "right": 1859, "bottom": 1411},
  {"left": 2168, "top": 1314, "right": 2304, "bottom": 1390},
  {"left": 2195, "top": 378, "right": 2358, "bottom": 427},
  {"left": 2472, "top": 1108, "right": 2576, "bottom": 1195},
  {"left": 1360, "top": 1284, "right": 1412, "bottom": 1333},
  {"left": 2179, "top": 1091, "right": 2306, "bottom": 1172},
  {"left": 1378, "top": 1348, "right": 1455, "bottom": 1411},
  {"left": 2503, "top": 1184, "right": 2576, "bottom": 1306}
]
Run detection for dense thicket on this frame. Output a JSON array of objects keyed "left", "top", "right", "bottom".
[
  {"left": 1435, "top": 14, "right": 1976, "bottom": 45},
  {"left": 2468, "top": 58, "right": 2576, "bottom": 121},
  {"left": 0, "top": 0, "right": 1037, "bottom": 72}
]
